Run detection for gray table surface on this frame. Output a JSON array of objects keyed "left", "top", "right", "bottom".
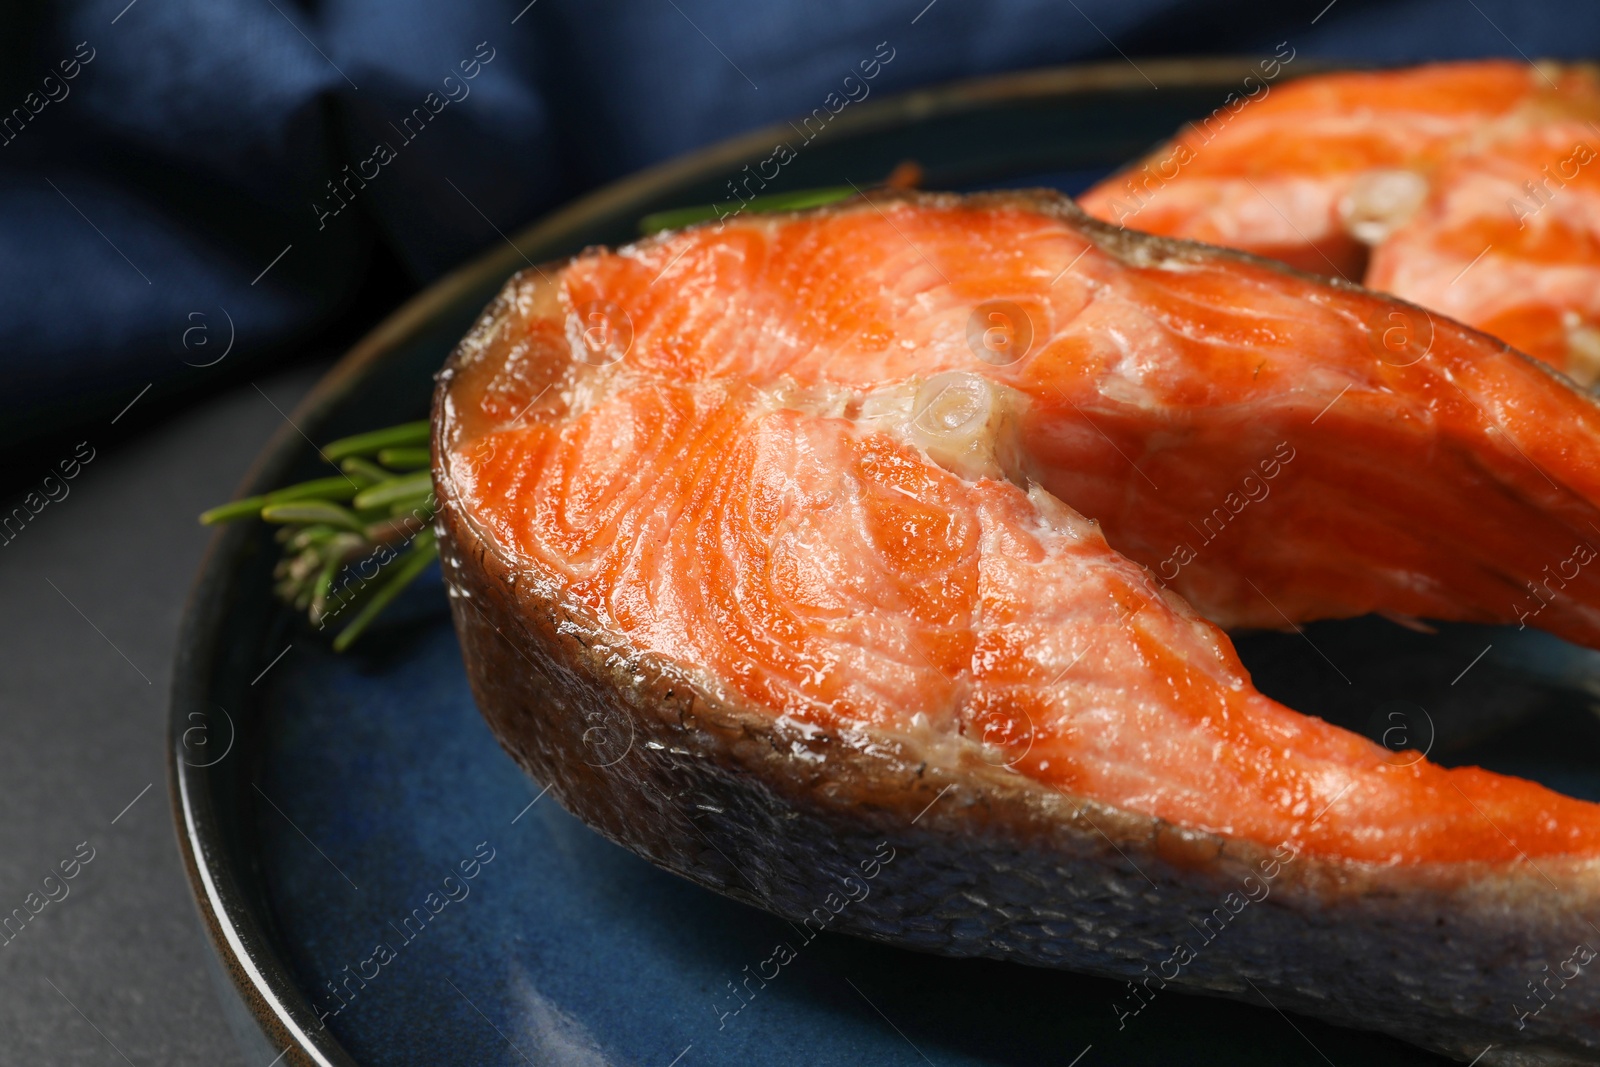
[{"left": 0, "top": 359, "right": 331, "bottom": 1066}]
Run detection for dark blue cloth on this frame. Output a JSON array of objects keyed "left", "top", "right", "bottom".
[{"left": 6, "top": 0, "right": 1598, "bottom": 442}]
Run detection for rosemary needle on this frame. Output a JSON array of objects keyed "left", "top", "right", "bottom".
[
  {"left": 376, "top": 446, "right": 431, "bottom": 469},
  {"left": 353, "top": 471, "right": 433, "bottom": 510},
  {"left": 638, "top": 185, "right": 855, "bottom": 235},
  {"left": 265, "top": 476, "right": 363, "bottom": 505},
  {"left": 201, "top": 477, "right": 359, "bottom": 524},
  {"left": 341, "top": 456, "right": 391, "bottom": 486},
  {"left": 322, "top": 420, "right": 431, "bottom": 462},
  {"left": 199, "top": 496, "right": 269, "bottom": 525}
]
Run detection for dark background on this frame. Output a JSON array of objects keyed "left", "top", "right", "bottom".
[{"left": 2, "top": 0, "right": 1596, "bottom": 1061}]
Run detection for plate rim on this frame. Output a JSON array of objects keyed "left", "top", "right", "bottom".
[{"left": 167, "top": 56, "right": 1286, "bottom": 1067}]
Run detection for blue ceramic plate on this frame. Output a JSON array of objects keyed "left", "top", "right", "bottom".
[{"left": 170, "top": 59, "right": 1600, "bottom": 1067}]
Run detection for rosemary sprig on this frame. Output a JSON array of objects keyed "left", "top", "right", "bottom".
[
  {"left": 635, "top": 163, "right": 923, "bottom": 236},
  {"left": 201, "top": 420, "right": 439, "bottom": 650},
  {"left": 638, "top": 186, "right": 855, "bottom": 235}
]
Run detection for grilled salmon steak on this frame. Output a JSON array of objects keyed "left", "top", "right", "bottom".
[
  {"left": 434, "top": 191, "right": 1600, "bottom": 1064},
  {"left": 1079, "top": 60, "right": 1600, "bottom": 384}
]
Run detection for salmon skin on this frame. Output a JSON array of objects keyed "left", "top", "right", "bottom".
[
  {"left": 433, "top": 190, "right": 1600, "bottom": 1064},
  {"left": 1079, "top": 60, "right": 1600, "bottom": 384}
]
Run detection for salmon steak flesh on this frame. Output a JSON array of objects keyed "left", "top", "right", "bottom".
[
  {"left": 433, "top": 191, "right": 1600, "bottom": 1065},
  {"left": 1080, "top": 60, "right": 1600, "bottom": 386}
]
